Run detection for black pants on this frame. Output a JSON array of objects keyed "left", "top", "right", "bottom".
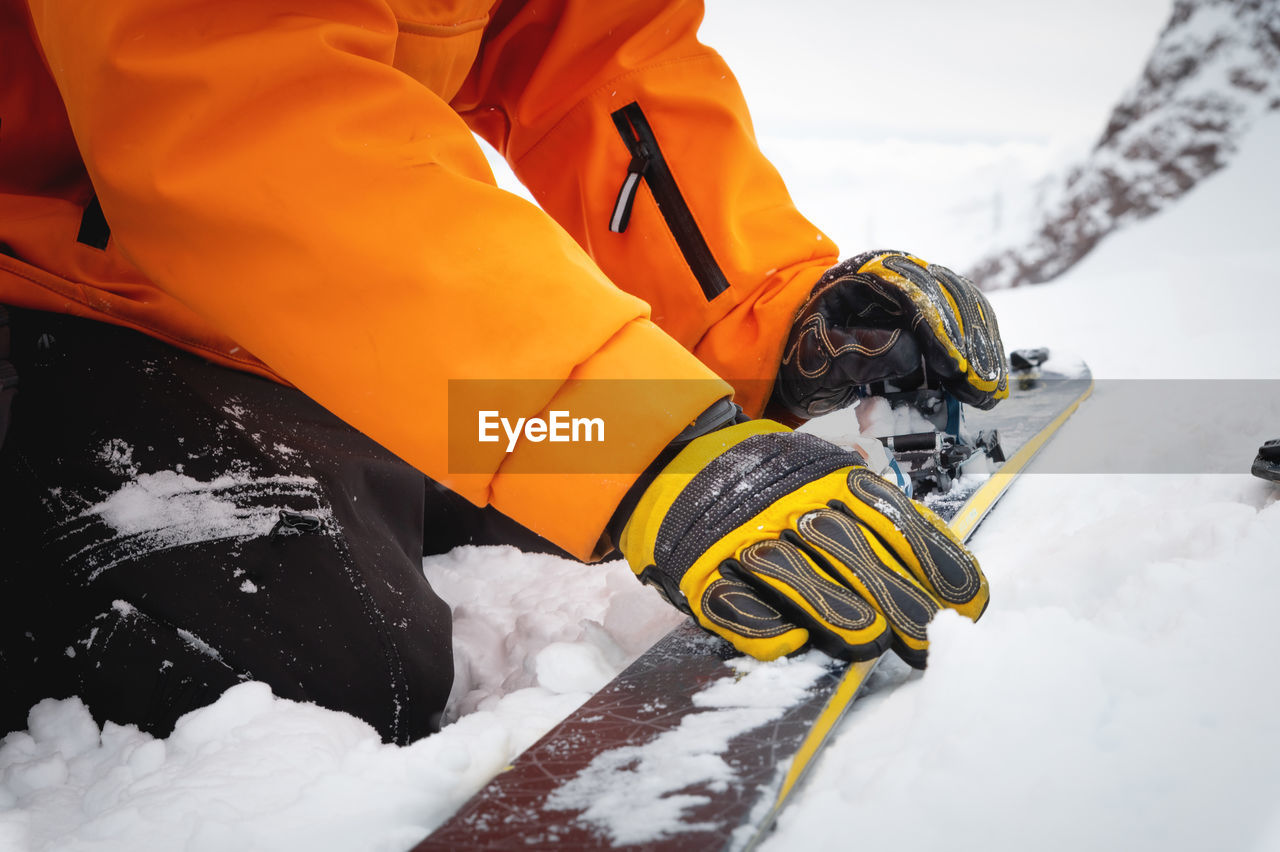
[{"left": 0, "top": 310, "right": 566, "bottom": 744}]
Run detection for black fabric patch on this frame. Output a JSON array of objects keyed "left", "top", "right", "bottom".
[
  {"left": 0, "top": 305, "right": 14, "bottom": 450},
  {"left": 843, "top": 469, "right": 982, "bottom": 604},
  {"left": 77, "top": 196, "right": 111, "bottom": 250},
  {"left": 652, "top": 432, "right": 856, "bottom": 582},
  {"left": 797, "top": 510, "right": 937, "bottom": 640},
  {"left": 700, "top": 574, "right": 793, "bottom": 640}
]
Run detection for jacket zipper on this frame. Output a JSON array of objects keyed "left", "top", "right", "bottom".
[{"left": 610, "top": 102, "right": 730, "bottom": 301}]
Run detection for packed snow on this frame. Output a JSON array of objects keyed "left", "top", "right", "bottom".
[
  {"left": 545, "top": 654, "right": 833, "bottom": 846},
  {"left": 6, "top": 2, "right": 1280, "bottom": 851}
]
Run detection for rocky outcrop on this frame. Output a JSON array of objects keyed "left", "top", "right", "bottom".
[{"left": 970, "top": 0, "right": 1280, "bottom": 289}]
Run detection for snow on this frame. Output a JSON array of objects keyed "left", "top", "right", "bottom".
[
  {"left": 971, "top": 0, "right": 1280, "bottom": 288},
  {"left": 545, "top": 654, "right": 831, "bottom": 846},
  {"left": 1, "top": 685, "right": 512, "bottom": 852},
  {"left": 989, "top": 113, "right": 1280, "bottom": 380},
  {"left": 91, "top": 471, "right": 294, "bottom": 537},
  {"left": 75, "top": 464, "right": 332, "bottom": 580},
  {"left": 2, "top": 554, "right": 682, "bottom": 852},
  {"left": 770, "top": 476, "right": 1280, "bottom": 852},
  {"left": 427, "top": 545, "right": 684, "bottom": 721},
  {"left": 8, "top": 3, "right": 1280, "bottom": 852}
]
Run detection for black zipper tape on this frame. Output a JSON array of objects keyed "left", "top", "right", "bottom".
[
  {"left": 610, "top": 102, "right": 730, "bottom": 301},
  {"left": 77, "top": 194, "right": 111, "bottom": 250}
]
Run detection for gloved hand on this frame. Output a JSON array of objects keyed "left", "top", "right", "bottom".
[
  {"left": 620, "top": 420, "right": 988, "bottom": 667},
  {"left": 774, "top": 250, "right": 1009, "bottom": 418}
]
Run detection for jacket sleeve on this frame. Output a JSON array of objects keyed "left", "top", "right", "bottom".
[
  {"left": 453, "top": 0, "right": 841, "bottom": 416},
  {"left": 24, "top": 0, "right": 729, "bottom": 559}
]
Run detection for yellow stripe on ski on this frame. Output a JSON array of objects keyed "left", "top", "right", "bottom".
[
  {"left": 773, "top": 657, "right": 879, "bottom": 805},
  {"left": 949, "top": 377, "right": 1094, "bottom": 541}
]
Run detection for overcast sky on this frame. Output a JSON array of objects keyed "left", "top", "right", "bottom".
[
  {"left": 482, "top": 2, "right": 1177, "bottom": 264},
  {"left": 701, "top": 0, "right": 1174, "bottom": 149}
]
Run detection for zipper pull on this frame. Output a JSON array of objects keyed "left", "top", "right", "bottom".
[{"left": 610, "top": 144, "right": 651, "bottom": 233}]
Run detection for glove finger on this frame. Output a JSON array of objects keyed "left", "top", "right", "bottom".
[
  {"left": 836, "top": 468, "right": 989, "bottom": 620},
  {"left": 928, "top": 265, "right": 1009, "bottom": 405},
  {"left": 868, "top": 253, "right": 968, "bottom": 377},
  {"left": 695, "top": 569, "right": 811, "bottom": 660},
  {"left": 794, "top": 508, "right": 938, "bottom": 668},
  {"left": 731, "top": 538, "right": 891, "bottom": 662}
]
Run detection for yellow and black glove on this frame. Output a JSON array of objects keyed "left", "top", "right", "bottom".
[
  {"left": 620, "top": 419, "right": 988, "bottom": 667},
  {"left": 775, "top": 250, "right": 1009, "bottom": 418}
]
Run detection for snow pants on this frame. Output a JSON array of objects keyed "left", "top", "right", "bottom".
[{"left": 0, "top": 309, "right": 565, "bottom": 744}]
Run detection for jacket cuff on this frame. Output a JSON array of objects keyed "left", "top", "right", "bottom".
[
  {"left": 692, "top": 259, "right": 832, "bottom": 417},
  {"left": 482, "top": 318, "right": 732, "bottom": 561}
]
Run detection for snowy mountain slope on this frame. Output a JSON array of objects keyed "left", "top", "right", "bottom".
[
  {"left": 990, "top": 111, "right": 1280, "bottom": 380},
  {"left": 970, "top": 0, "right": 1280, "bottom": 288}
]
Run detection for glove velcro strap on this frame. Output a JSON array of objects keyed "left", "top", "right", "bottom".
[
  {"left": 651, "top": 430, "right": 861, "bottom": 584},
  {"left": 620, "top": 419, "right": 793, "bottom": 573}
]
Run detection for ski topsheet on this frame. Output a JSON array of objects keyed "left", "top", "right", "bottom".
[{"left": 416, "top": 362, "right": 1094, "bottom": 852}]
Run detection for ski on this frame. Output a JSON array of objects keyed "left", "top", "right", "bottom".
[{"left": 415, "top": 357, "right": 1093, "bottom": 852}]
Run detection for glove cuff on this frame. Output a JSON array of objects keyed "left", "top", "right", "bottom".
[
  {"left": 619, "top": 419, "right": 793, "bottom": 572},
  {"left": 602, "top": 397, "right": 745, "bottom": 552}
]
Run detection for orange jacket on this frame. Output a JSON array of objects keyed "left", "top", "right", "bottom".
[{"left": 0, "top": 0, "right": 838, "bottom": 558}]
